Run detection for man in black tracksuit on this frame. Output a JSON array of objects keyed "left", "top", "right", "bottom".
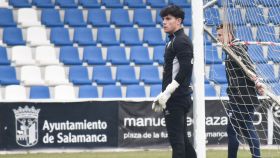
[{"left": 152, "top": 5, "right": 196, "bottom": 158}]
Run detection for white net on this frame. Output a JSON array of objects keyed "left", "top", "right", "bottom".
[{"left": 204, "top": 0, "right": 280, "bottom": 157}]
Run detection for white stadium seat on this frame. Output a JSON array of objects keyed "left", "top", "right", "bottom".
[
  {"left": 35, "top": 46, "right": 60, "bottom": 65},
  {"left": 20, "top": 65, "right": 45, "bottom": 85},
  {"left": 11, "top": 46, "right": 36, "bottom": 66},
  {"left": 26, "top": 26, "right": 51, "bottom": 46},
  {"left": 44, "top": 65, "right": 69, "bottom": 85},
  {"left": 4, "top": 85, "right": 27, "bottom": 100},
  {"left": 54, "top": 85, "right": 76, "bottom": 100},
  {"left": 17, "top": 8, "right": 41, "bottom": 27}
]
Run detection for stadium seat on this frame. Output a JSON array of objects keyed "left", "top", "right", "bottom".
[
  {"left": 92, "top": 66, "right": 115, "bottom": 85},
  {"left": 226, "top": 8, "right": 245, "bottom": 25},
  {"left": 87, "top": 9, "right": 110, "bottom": 27},
  {"left": 0, "top": 47, "right": 10, "bottom": 65},
  {"left": 64, "top": 9, "right": 87, "bottom": 27},
  {"left": 116, "top": 65, "right": 139, "bottom": 85},
  {"left": 45, "top": 65, "right": 69, "bottom": 85},
  {"left": 133, "top": 9, "right": 156, "bottom": 27},
  {"left": 271, "top": 83, "right": 280, "bottom": 95},
  {"left": 140, "top": 66, "right": 161, "bottom": 84},
  {"left": 107, "top": 46, "right": 129, "bottom": 65},
  {"left": 220, "top": 84, "right": 228, "bottom": 96},
  {"left": 83, "top": 46, "right": 106, "bottom": 65},
  {"left": 102, "top": 85, "right": 122, "bottom": 98},
  {"left": 11, "top": 46, "right": 36, "bottom": 66},
  {"left": 55, "top": 0, "right": 77, "bottom": 8},
  {"left": 209, "top": 64, "right": 227, "bottom": 84},
  {"left": 101, "top": 0, "right": 122, "bottom": 8},
  {"left": 97, "top": 27, "right": 119, "bottom": 46},
  {"left": 267, "top": 46, "right": 280, "bottom": 63},
  {"left": 143, "top": 27, "right": 165, "bottom": 46},
  {"left": 256, "top": 26, "right": 277, "bottom": 42},
  {"left": 35, "top": 46, "right": 60, "bottom": 65},
  {"left": 3, "top": 27, "right": 25, "bottom": 46},
  {"left": 78, "top": 85, "right": 98, "bottom": 98},
  {"left": 153, "top": 46, "right": 164, "bottom": 65},
  {"left": 0, "top": 8, "right": 16, "bottom": 27},
  {"left": 205, "top": 84, "right": 216, "bottom": 96},
  {"left": 235, "top": 0, "right": 255, "bottom": 7},
  {"left": 69, "top": 66, "right": 91, "bottom": 85},
  {"left": 258, "top": 0, "right": 280, "bottom": 7},
  {"left": 17, "top": 8, "right": 41, "bottom": 27},
  {"left": 5, "top": 85, "right": 27, "bottom": 100},
  {"left": 156, "top": 9, "right": 163, "bottom": 25},
  {"left": 30, "top": 86, "right": 50, "bottom": 99},
  {"left": 150, "top": 84, "right": 161, "bottom": 97},
  {"left": 256, "top": 64, "right": 277, "bottom": 83},
  {"left": 130, "top": 46, "right": 153, "bottom": 65},
  {"left": 126, "top": 85, "right": 146, "bottom": 98},
  {"left": 236, "top": 26, "right": 254, "bottom": 41},
  {"left": 110, "top": 9, "right": 133, "bottom": 27},
  {"left": 205, "top": 45, "right": 222, "bottom": 64},
  {"left": 268, "top": 8, "right": 280, "bottom": 25},
  {"left": 0, "top": 66, "right": 19, "bottom": 85},
  {"left": 78, "top": 0, "right": 100, "bottom": 8},
  {"left": 54, "top": 85, "right": 76, "bottom": 100},
  {"left": 183, "top": 8, "right": 192, "bottom": 26},
  {"left": 32, "top": 0, "right": 54, "bottom": 8},
  {"left": 245, "top": 7, "right": 267, "bottom": 26},
  {"left": 168, "top": 0, "right": 191, "bottom": 8},
  {"left": 146, "top": 0, "right": 166, "bottom": 8},
  {"left": 20, "top": 66, "right": 44, "bottom": 85},
  {"left": 205, "top": 76, "right": 210, "bottom": 84},
  {"left": 204, "top": 8, "right": 221, "bottom": 26},
  {"left": 247, "top": 45, "right": 267, "bottom": 64},
  {"left": 9, "top": 0, "right": 31, "bottom": 8},
  {"left": 73, "top": 27, "right": 96, "bottom": 46},
  {"left": 120, "top": 27, "right": 142, "bottom": 46},
  {"left": 59, "top": 46, "right": 82, "bottom": 65},
  {"left": 41, "top": 9, "right": 64, "bottom": 27},
  {"left": 0, "top": 0, "right": 8, "bottom": 7},
  {"left": 26, "top": 27, "right": 51, "bottom": 46},
  {"left": 50, "top": 27, "right": 72, "bottom": 46},
  {"left": 124, "top": 0, "right": 145, "bottom": 8}
]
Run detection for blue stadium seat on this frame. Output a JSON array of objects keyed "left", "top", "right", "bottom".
[
  {"left": 256, "top": 26, "right": 277, "bottom": 42},
  {"left": 0, "top": 8, "right": 16, "bottom": 27},
  {"left": 226, "top": 8, "right": 245, "bottom": 25},
  {"left": 55, "top": 0, "right": 77, "bottom": 8},
  {"left": 83, "top": 46, "right": 106, "bottom": 65},
  {"left": 156, "top": 9, "right": 163, "bottom": 25},
  {"left": 126, "top": 85, "right": 146, "bottom": 98},
  {"left": 59, "top": 46, "right": 82, "bottom": 65},
  {"left": 102, "top": 85, "right": 122, "bottom": 98},
  {"left": 134, "top": 9, "right": 156, "bottom": 27},
  {"left": 183, "top": 8, "right": 192, "bottom": 26},
  {"left": 268, "top": 8, "right": 280, "bottom": 25},
  {"left": 0, "top": 66, "right": 20, "bottom": 85},
  {"left": 236, "top": 26, "right": 254, "bottom": 41},
  {"left": 9, "top": 0, "right": 31, "bottom": 8},
  {"left": 92, "top": 66, "right": 115, "bottom": 85},
  {"left": 124, "top": 0, "right": 145, "bottom": 8},
  {"left": 3, "top": 27, "right": 26, "bottom": 46},
  {"left": 32, "top": 0, "right": 54, "bottom": 8},
  {"left": 116, "top": 66, "right": 139, "bottom": 85},
  {"left": 150, "top": 84, "right": 161, "bottom": 97},
  {"left": 247, "top": 45, "right": 267, "bottom": 64},
  {"left": 220, "top": 84, "right": 228, "bottom": 96},
  {"left": 69, "top": 66, "right": 91, "bottom": 85},
  {"left": 101, "top": 0, "right": 122, "bottom": 8},
  {"left": 87, "top": 9, "right": 109, "bottom": 27},
  {"left": 0, "top": 47, "right": 10, "bottom": 65},
  {"left": 168, "top": 0, "right": 191, "bottom": 8},
  {"left": 73, "top": 27, "right": 96, "bottom": 46},
  {"left": 256, "top": 64, "right": 277, "bottom": 83},
  {"left": 120, "top": 27, "right": 142, "bottom": 46},
  {"left": 146, "top": 0, "right": 166, "bottom": 8},
  {"left": 107, "top": 46, "right": 129, "bottom": 65},
  {"left": 271, "top": 83, "right": 280, "bottom": 95},
  {"left": 214, "top": 0, "right": 234, "bottom": 7},
  {"left": 41, "top": 9, "right": 63, "bottom": 27},
  {"left": 204, "top": 8, "right": 221, "bottom": 26},
  {"left": 50, "top": 27, "right": 72, "bottom": 46},
  {"left": 130, "top": 46, "right": 153, "bottom": 65},
  {"left": 97, "top": 28, "right": 119, "bottom": 46},
  {"left": 78, "top": 0, "right": 100, "bottom": 8},
  {"left": 79, "top": 85, "right": 98, "bottom": 98},
  {"left": 209, "top": 64, "right": 227, "bottom": 84},
  {"left": 143, "top": 27, "right": 165, "bottom": 46},
  {"left": 205, "top": 45, "right": 222, "bottom": 64},
  {"left": 64, "top": 9, "right": 87, "bottom": 27},
  {"left": 140, "top": 66, "right": 161, "bottom": 84},
  {"left": 236, "top": 0, "right": 255, "bottom": 7},
  {"left": 205, "top": 76, "right": 210, "bottom": 84},
  {"left": 153, "top": 46, "right": 164, "bottom": 65},
  {"left": 30, "top": 86, "right": 50, "bottom": 99},
  {"left": 205, "top": 84, "right": 216, "bottom": 96},
  {"left": 267, "top": 46, "right": 280, "bottom": 63},
  {"left": 245, "top": 7, "right": 266, "bottom": 26},
  {"left": 258, "top": 0, "right": 280, "bottom": 7},
  {"left": 110, "top": 9, "right": 133, "bottom": 27}
]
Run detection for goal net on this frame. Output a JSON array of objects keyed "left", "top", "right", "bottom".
[{"left": 204, "top": 0, "right": 280, "bottom": 157}]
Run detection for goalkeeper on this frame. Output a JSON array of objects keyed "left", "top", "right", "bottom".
[
  {"left": 216, "top": 24, "right": 265, "bottom": 158},
  {"left": 152, "top": 5, "right": 196, "bottom": 158}
]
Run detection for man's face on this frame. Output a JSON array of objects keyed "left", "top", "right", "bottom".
[
  {"left": 162, "top": 15, "right": 181, "bottom": 34},
  {"left": 217, "top": 28, "right": 233, "bottom": 44}
]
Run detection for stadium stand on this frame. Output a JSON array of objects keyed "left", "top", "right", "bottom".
[
  {"left": 3, "top": 27, "right": 26, "bottom": 46},
  {"left": 50, "top": 27, "right": 72, "bottom": 46},
  {"left": 59, "top": 46, "right": 82, "bottom": 65},
  {"left": 92, "top": 66, "right": 115, "bottom": 85},
  {"left": 120, "top": 27, "right": 142, "bottom": 46},
  {"left": 83, "top": 46, "right": 106, "bottom": 65},
  {"left": 97, "top": 27, "right": 120, "bottom": 46},
  {"left": 116, "top": 65, "right": 139, "bottom": 85},
  {"left": 41, "top": 9, "right": 64, "bottom": 27},
  {"left": 0, "top": 8, "right": 16, "bottom": 27},
  {"left": 126, "top": 85, "right": 146, "bottom": 98},
  {"left": 146, "top": 0, "right": 167, "bottom": 8},
  {"left": 78, "top": 0, "right": 100, "bottom": 8},
  {"left": 0, "top": 66, "right": 20, "bottom": 85},
  {"left": 133, "top": 9, "right": 156, "bottom": 27},
  {"left": 110, "top": 9, "right": 133, "bottom": 27},
  {"left": 124, "top": 0, "right": 145, "bottom": 8},
  {"left": 78, "top": 85, "right": 98, "bottom": 98},
  {"left": 205, "top": 84, "right": 216, "bottom": 96},
  {"left": 69, "top": 66, "right": 91, "bottom": 85},
  {"left": 102, "top": 85, "right": 122, "bottom": 98},
  {"left": 140, "top": 66, "right": 161, "bottom": 84},
  {"left": 9, "top": 0, "right": 31, "bottom": 8},
  {"left": 55, "top": 0, "right": 77, "bottom": 8},
  {"left": 130, "top": 46, "right": 153, "bottom": 65},
  {"left": 73, "top": 27, "right": 96, "bottom": 46},
  {"left": 32, "top": 0, "right": 54, "bottom": 8},
  {"left": 107, "top": 46, "right": 129, "bottom": 65},
  {"left": 150, "top": 84, "right": 162, "bottom": 97},
  {"left": 87, "top": 9, "right": 110, "bottom": 27},
  {"left": 209, "top": 64, "right": 228, "bottom": 84},
  {"left": 64, "top": 9, "right": 87, "bottom": 27},
  {"left": 101, "top": 0, "right": 123, "bottom": 8},
  {"left": 29, "top": 86, "right": 50, "bottom": 99}
]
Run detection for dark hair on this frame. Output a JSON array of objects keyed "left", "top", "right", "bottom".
[
  {"left": 216, "top": 23, "right": 235, "bottom": 36},
  {"left": 160, "top": 5, "right": 185, "bottom": 23}
]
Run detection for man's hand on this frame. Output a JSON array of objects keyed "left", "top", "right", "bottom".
[
  {"left": 152, "top": 93, "right": 165, "bottom": 112},
  {"left": 251, "top": 76, "right": 265, "bottom": 96}
]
